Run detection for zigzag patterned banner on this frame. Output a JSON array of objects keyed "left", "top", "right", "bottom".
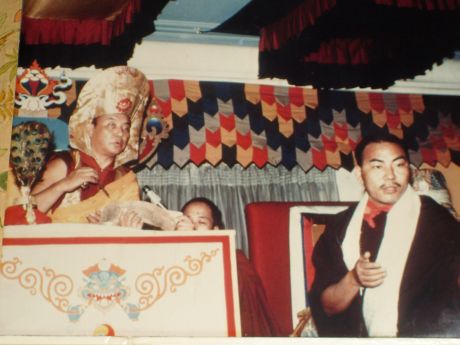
[
  {"left": 146, "top": 80, "right": 460, "bottom": 172},
  {"left": 15, "top": 77, "right": 460, "bottom": 172}
]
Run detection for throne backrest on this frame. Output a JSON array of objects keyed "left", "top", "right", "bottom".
[{"left": 244, "top": 201, "right": 352, "bottom": 336}]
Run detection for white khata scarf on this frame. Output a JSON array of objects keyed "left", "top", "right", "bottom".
[{"left": 342, "top": 186, "right": 421, "bottom": 336}]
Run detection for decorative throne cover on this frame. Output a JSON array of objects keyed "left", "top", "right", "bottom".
[{"left": 0, "top": 224, "right": 241, "bottom": 337}]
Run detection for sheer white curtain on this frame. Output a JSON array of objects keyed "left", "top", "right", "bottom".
[{"left": 137, "top": 164, "right": 339, "bottom": 254}]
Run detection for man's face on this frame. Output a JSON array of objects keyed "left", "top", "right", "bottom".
[
  {"left": 183, "top": 202, "right": 218, "bottom": 230},
  {"left": 90, "top": 114, "right": 130, "bottom": 159},
  {"left": 356, "top": 142, "right": 410, "bottom": 205}
]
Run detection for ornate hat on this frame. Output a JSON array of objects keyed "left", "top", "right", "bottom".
[{"left": 68, "top": 66, "right": 150, "bottom": 168}]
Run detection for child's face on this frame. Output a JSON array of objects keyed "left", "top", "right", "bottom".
[{"left": 182, "top": 202, "right": 218, "bottom": 230}]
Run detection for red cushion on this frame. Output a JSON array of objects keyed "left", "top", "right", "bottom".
[{"left": 4, "top": 204, "right": 52, "bottom": 225}]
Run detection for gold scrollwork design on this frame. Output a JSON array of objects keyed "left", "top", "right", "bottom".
[
  {"left": 135, "top": 249, "right": 219, "bottom": 311},
  {"left": 0, "top": 247, "right": 220, "bottom": 318},
  {"left": 0, "top": 257, "right": 74, "bottom": 313}
]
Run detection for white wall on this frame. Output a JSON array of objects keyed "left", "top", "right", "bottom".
[{"left": 129, "top": 40, "right": 460, "bottom": 95}]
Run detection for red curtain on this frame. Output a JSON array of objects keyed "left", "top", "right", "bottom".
[
  {"left": 19, "top": 0, "right": 169, "bottom": 68},
  {"left": 258, "top": 0, "right": 460, "bottom": 89}
]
